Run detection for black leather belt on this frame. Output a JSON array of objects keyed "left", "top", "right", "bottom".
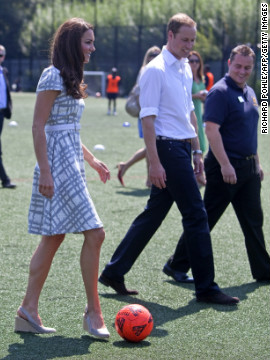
[{"left": 156, "top": 136, "right": 191, "bottom": 143}]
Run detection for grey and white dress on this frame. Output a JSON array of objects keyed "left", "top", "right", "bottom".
[{"left": 28, "top": 66, "right": 103, "bottom": 235}]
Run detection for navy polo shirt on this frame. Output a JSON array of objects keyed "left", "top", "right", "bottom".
[{"left": 204, "top": 74, "right": 259, "bottom": 159}]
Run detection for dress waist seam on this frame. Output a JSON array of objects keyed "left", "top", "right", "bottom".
[{"left": 45, "top": 123, "right": 80, "bottom": 132}]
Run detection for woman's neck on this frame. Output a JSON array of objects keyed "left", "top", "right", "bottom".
[{"left": 193, "top": 72, "right": 200, "bottom": 82}]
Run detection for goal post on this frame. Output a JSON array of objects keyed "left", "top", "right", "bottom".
[{"left": 83, "top": 71, "right": 107, "bottom": 97}]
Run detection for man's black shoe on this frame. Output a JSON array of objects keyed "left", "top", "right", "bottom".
[
  {"left": 163, "top": 263, "right": 194, "bottom": 283},
  {"left": 196, "top": 291, "right": 240, "bottom": 305},
  {"left": 99, "top": 273, "right": 138, "bottom": 295},
  {"left": 2, "top": 181, "right": 16, "bottom": 189}
]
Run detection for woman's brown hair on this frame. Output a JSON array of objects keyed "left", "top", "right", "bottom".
[
  {"left": 188, "top": 50, "right": 204, "bottom": 82},
  {"left": 50, "top": 18, "right": 93, "bottom": 99}
]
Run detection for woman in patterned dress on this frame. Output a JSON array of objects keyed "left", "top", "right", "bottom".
[{"left": 15, "top": 18, "right": 111, "bottom": 338}]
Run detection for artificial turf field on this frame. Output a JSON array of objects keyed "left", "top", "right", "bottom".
[{"left": 0, "top": 93, "right": 269, "bottom": 360}]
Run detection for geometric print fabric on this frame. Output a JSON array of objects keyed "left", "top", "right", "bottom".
[{"left": 28, "top": 66, "right": 103, "bottom": 235}]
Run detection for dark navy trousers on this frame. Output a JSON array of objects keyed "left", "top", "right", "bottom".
[
  {"left": 103, "top": 140, "right": 219, "bottom": 295},
  {"left": 0, "top": 112, "right": 10, "bottom": 186},
  {"left": 170, "top": 153, "right": 270, "bottom": 280}
]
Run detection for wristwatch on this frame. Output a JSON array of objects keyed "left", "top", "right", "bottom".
[{"left": 192, "top": 150, "right": 203, "bottom": 155}]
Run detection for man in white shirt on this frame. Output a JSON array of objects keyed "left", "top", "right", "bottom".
[
  {"left": 0, "top": 45, "right": 16, "bottom": 189},
  {"left": 99, "top": 13, "right": 239, "bottom": 305}
]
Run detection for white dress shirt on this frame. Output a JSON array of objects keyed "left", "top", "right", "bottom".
[{"left": 139, "top": 46, "right": 196, "bottom": 140}]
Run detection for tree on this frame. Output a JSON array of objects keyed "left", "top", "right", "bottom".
[{"left": 0, "top": 0, "right": 47, "bottom": 56}]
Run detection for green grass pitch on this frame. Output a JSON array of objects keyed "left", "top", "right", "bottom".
[{"left": 0, "top": 93, "right": 269, "bottom": 359}]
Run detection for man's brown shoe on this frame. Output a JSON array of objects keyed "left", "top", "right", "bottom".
[{"left": 99, "top": 273, "right": 138, "bottom": 295}]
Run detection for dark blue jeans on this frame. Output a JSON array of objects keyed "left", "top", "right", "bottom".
[
  {"left": 171, "top": 153, "right": 270, "bottom": 280},
  {"left": 103, "top": 139, "right": 219, "bottom": 295}
]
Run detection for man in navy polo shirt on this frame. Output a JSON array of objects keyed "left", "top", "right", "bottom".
[{"left": 164, "top": 44, "right": 270, "bottom": 282}]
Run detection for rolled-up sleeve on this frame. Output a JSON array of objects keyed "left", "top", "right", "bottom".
[{"left": 139, "top": 66, "right": 162, "bottom": 119}]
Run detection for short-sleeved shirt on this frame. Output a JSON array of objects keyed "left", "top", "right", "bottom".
[
  {"left": 139, "top": 46, "right": 196, "bottom": 140},
  {"left": 204, "top": 74, "right": 259, "bottom": 159},
  {"left": 106, "top": 74, "right": 121, "bottom": 93}
]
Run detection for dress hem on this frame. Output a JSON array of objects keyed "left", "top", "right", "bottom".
[{"left": 28, "top": 223, "right": 103, "bottom": 236}]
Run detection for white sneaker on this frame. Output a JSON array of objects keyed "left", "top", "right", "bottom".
[{"left": 107, "top": 110, "right": 111, "bottom": 115}]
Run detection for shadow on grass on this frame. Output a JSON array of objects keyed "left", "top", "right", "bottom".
[
  {"left": 101, "top": 280, "right": 266, "bottom": 345},
  {"left": 116, "top": 188, "right": 150, "bottom": 197},
  {"left": 2, "top": 334, "right": 108, "bottom": 360},
  {"left": 113, "top": 339, "right": 152, "bottom": 348},
  {"left": 165, "top": 279, "right": 268, "bottom": 302}
]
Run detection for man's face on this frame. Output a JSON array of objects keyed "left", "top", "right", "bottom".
[
  {"left": 167, "top": 25, "right": 196, "bottom": 60},
  {"left": 228, "top": 54, "right": 254, "bottom": 88},
  {"left": 0, "top": 50, "right": 5, "bottom": 65}
]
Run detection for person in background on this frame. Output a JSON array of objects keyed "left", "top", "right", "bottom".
[
  {"left": 116, "top": 46, "right": 161, "bottom": 188},
  {"left": 106, "top": 67, "right": 121, "bottom": 115},
  {"left": 164, "top": 44, "right": 270, "bottom": 284},
  {"left": 15, "top": 18, "right": 111, "bottom": 339},
  {"left": 204, "top": 64, "right": 214, "bottom": 91},
  {"left": 99, "top": 13, "right": 239, "bottom": 305},
  {"left": 188, "top": 50, "right": 207, "bottom": 154},
  {"left": 0, "top": 44, "right": 16, "bottom": 189}
]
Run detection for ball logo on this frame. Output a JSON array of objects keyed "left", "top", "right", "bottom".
[
  {"left": 133, "top": 325, "right": 146, "bottom": 336},
  {"left": 116, "top": 317, "right": 125, "bottom": 332},
  {"left": 129, "top": 308, "right": 142, "bottom": 317}
]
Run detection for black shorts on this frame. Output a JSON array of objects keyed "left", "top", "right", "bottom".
[{"left": 106, "top": 92, "right": 118, "bottom": 100}]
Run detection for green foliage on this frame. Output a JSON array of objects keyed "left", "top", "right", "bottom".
[
  {"left": 0, "top": 0, "right": 261, "bottom": 62},
  {"left": 194, "top": 31, "right": 221, "bottom": 62},
  {"left": 0, "top": 0, "right": 45, "bottom": 56},
  {"left": 0, "top": 93, "right": 269, "bottom": 360}
]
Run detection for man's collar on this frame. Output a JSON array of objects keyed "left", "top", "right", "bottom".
[
  {"left": 162, "top": 46, "right": 188, "bottom": 68},
  {"left": 225, "top": 74, "right": 248, "bottom": 92}
]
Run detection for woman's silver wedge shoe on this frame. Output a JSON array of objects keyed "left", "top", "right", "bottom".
[
  {"left": 15, "top": 306, "right": 56, "bottom": 334},
  {"left": 83, "top": 307, "right": 110, "bottom": 339}
]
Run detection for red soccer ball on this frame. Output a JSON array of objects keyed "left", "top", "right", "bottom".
[{"left": 115, "top": 304, "right": 154, "bottom": 342}]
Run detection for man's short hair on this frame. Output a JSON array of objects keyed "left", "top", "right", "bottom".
[
  {"left": 229, "top": 45, "right": 255, "bottom": 63},
  {"left": 167, "top": 13, "right": 196, "bottom": 35}
]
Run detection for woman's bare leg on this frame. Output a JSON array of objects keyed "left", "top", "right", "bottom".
[
  {"left": 18, "top": 234, "right": 65, "bottom": 325},
  {"left": 81, "top": 227, "right": 106, "bottom": 330}
]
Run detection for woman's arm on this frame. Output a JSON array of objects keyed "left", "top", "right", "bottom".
[
  {"left": 82, "top": 144, "right": 110, "bottom": 184},
  {"left": 32, "top": 90, "right": 60, "bottom": 198}
]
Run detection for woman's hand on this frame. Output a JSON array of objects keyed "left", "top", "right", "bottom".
[
  {"left": 89, "top": 157, "right": 111, "bottom": 183},
  {"left": 39, "top": 171, "right": 54, "bottom": 198}
]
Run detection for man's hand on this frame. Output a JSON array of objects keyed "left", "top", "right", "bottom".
[
  {"left": 193, "top": 154, "right": 206, "bottom": 186},
  {"left": 149, "top": 162, "right": 167, "bottom": 189},
  {"left": 221, "top": 163, "right": 237, "bottom": 184}
]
